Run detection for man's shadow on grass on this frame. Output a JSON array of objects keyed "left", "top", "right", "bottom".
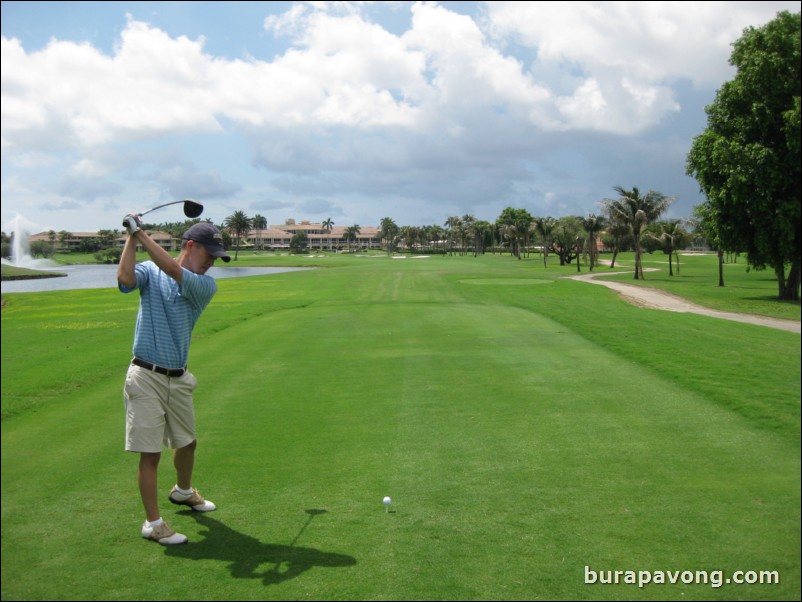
[{"left": 164, "top": 509, "right": 356, "bottom": 586}]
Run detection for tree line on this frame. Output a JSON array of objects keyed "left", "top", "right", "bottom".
[{"left": 213, "top": 189, "right": 689, "bottom": 278}]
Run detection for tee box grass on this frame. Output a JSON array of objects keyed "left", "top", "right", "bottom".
[{"left": 1, "top": 252, "right": 799, "bottom": 600}]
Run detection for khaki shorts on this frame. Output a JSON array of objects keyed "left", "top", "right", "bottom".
[{"left": 124, "top": 364, "right": 198, "bottom": 452}]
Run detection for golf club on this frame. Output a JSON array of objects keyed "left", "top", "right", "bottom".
[
  {"left": 138, "top": 199, "right": 204, "bottom": 219},
  {"left": 123, "top": 199, "right": 204, "bottom": 228}
]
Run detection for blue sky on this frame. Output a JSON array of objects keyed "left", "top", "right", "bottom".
[{"left": 2, "top": 1, "right": 799, "bottom": 235}]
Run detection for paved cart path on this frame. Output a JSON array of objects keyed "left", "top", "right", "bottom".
[{"left": 565, "top": 270, "right": 800, "bottom": 334}]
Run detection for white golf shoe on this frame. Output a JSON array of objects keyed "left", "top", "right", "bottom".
[
  {"left": 168, "top": 486, "right": 217, "bottom": 512},
  {"left": 141, "top": 521, "right": 188, "bottom": 545}
]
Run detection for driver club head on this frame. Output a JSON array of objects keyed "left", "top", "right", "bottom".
[{"left": 183, "top": 199, "right": 204, "bottom": 218}]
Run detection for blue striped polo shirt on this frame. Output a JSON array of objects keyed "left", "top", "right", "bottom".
[{"left": 119, "top": 260, "right": 217, "bottom": 369}]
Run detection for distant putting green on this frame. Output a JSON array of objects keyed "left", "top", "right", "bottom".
[{"left": 2, "top": 253, "right": 799, "bottom": 601}]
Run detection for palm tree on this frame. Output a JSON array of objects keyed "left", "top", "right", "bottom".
[
  {"left": 343, "top": 224, "right": 361, "bottom": 252},
  {"left": 460, "top": 214, "right": 475, "bottom": 256},
  {"left": 398, "top": 225, "right": 419, "bottom": 252},
  {"left": 46, "top": 230, "right": 57, "bottom": 253},
  {"left": 322, "top": 218, "right": 334, "bottom": 251},
  {"left": 534, "top": 217, "right": 556, "bottom": 268},
  {"left": 603, "top": 216, "right": 631, "bottom": 269},
  {"left": 58, "top": 230, "right": 72, "bottom": 251},
  {"left": 600, "top": 186, "right": 674, "bottom": 279},
  {"left": 426, "top": 225, "right": 445, "bottom": 252},
  {"left": 497, "top": 207, "right": 533, "bottom": 259},
  {"left": 223, "top": 210, "right": 252, "bottom": 261},
  {"left": 444, "top": 216, "right": 461, "bottom": 255},
  {"left": 472, "top": 220, "right": 491, "bottom": 256},
  {"left": 645, "top": 219, "right": 687, "bottom": 276},
  {"left": 581, "top": 214, "right": 606, "bottom": 271},
  {"left": 379, "top": 217, "right": 398, "bottom": 254},
  {"left": 252, "top": 214, "right": 267, "bottom": 250},
  {"left": 692, "top": 202, "right": 727, "bottom": 287},
  {"left": 516, "top": 219, "right": 533, "bottom": 259}
]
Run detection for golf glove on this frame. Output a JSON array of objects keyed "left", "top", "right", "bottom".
[{"left": 123, "top": 214, "right": 142, "bottom": 235}]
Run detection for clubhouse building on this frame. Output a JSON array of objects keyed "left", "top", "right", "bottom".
[{"left": 28, "top": 219, "right": 382, "bottom": 252}]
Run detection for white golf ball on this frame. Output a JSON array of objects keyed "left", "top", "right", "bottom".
[{"left": 383, "top": 496, "right": 392, "bottom": 505}]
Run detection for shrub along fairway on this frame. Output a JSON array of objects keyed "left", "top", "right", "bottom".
[{"left": 2, "top": 253, "right": 799, "bottom": 601}]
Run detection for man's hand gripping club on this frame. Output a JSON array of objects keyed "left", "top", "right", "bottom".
[{"left": 123, "top": 214, "right": 143, "bottom": 235}]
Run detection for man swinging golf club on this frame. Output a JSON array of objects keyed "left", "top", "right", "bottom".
[{"left": 117, "top": 212, "right": 230, "bottom": 545}]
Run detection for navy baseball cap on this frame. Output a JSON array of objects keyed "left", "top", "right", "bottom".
[{"left": 182, "top": 223, "right": 231, "bottom": 262}]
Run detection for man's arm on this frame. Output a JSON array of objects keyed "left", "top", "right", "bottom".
[
  {"left": 118, "top": 215, "right": 183, "bottom": 286},
  {"left": 117, "top": 233, "right": 140, "bottom": 289},
  {"left": 134, "top": 230, "right": 183, "bottom": 283}
]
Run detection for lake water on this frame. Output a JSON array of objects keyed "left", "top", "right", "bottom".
[{"left": 1, "top": 264, "right": 309, "bottom": 294}]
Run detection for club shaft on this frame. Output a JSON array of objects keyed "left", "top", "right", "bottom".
[{"left": 139, "top": 200, "right": 186, "bottom": 217}]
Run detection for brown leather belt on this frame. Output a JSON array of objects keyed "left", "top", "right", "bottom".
[{"left": 132, "top": 358, "right": 186, "bottom": 378}]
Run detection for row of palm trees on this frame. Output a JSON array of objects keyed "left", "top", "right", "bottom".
[
  {"left": 218, "top": 186, "right": 678, "bottom": 279},
  {"left": 373, "top": 186, "right": 677, "bottom": 278}
]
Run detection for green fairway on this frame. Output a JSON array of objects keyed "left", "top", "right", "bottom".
[{"left": 2, "top": 253, "right": 799, "bottom": 600}]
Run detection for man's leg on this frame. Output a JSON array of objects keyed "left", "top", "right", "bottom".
[
  {"left": 173, "top": 439, "right": 196, "bottom": 490},
  {"left": 169, "top": 440, "right": 216, "bottom": 512},
  {"left": 138, "top": 452, "right": 162, "bottom": 522},
  {"left": 139, "top": 450, "right": 188, "bottom": 545}
]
